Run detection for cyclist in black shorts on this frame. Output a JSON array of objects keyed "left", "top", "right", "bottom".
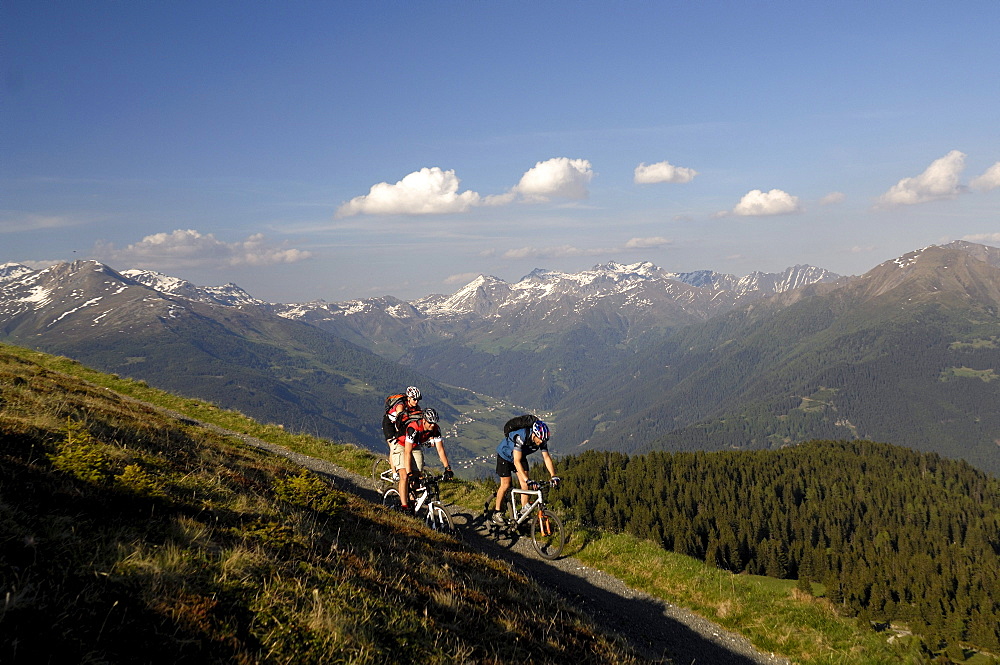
[{"left": 485, "top": 419, "right": 559, "bottom": 525}]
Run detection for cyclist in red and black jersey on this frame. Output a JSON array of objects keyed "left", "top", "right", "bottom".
[{"left": 396, "top": 407, "right": 453, "bottom": 512}]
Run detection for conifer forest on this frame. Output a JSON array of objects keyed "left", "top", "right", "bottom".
[{"left": 549, "top": 440, "right": 1000, "bottom": 652}]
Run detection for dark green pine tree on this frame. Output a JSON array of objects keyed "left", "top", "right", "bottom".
[{"left": 796, "top": 556, "right": 813, "bottom": 595}]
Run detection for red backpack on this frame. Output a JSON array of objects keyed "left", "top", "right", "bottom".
[{"left": 384, "top": 393, "right": 405, "bottom": 414}]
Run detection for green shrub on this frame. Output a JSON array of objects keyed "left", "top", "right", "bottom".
[
  {"left": 273, "top": 470, "right": 341, "bottom": 515},
  {"left": 47, "top": 418, "right": 112, "bottom": 484},
  {"left": 116, "top": 463, "right": 166, "bottom": 498}
]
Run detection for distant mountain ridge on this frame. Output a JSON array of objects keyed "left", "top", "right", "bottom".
[
  {"left": 274, "top": 260, "right": 843, "bottom": 338},
  {"left": 259, "top": 260, "right": 844, "bottom": 413},
  {"left": 2, "top": 241, "right": 998, "bottom": 475}
]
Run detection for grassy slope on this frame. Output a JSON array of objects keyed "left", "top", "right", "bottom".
[
  {"left": 0, "top": 344, "right": 639, "bottom": 664},
  {"left": 3, "top": 342, "right": 991, "bottom": 664}
]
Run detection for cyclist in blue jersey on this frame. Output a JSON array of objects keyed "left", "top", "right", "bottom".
[{"left": 485, "top": 419, "right": 559, "bottom": 525}]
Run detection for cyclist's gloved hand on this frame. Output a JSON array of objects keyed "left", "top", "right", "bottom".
[
  {"left": 443, "top": 466, "right": 454, "bottom": 481},
  {"left": 550, "top": 476, "right": 561, "bottom": 488},
  {"left": 527, "top": 480, "right": 539, "bottom": 491}
]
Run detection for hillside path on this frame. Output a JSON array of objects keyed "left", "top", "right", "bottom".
[{"left": 161, "top": 407, "right": 789, "bottom": 665}]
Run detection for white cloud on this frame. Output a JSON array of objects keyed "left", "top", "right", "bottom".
[
  {"left": 336, "top": 167, "right": 482, "bottom": 217},
  {"left": 877, "top": 150, "right": 967, "bottom": 207},
  {"left": 20, "top": 259, "right": 65, "bottom": 269},
  {"left": 444, "top": 272, "right": 481, "bottom": 285},
  {"left": 624, "top": 236, "right": 670, "bottom": 249},
  {"left": 970, "top": 161, "right": 1000, "bottom": 192},
  {"left": 336, "top": 158, "right": 594, "bottom": 216},
  {"left": 731, "top": 189, "right": 802, "bottom": 216},
  {"left": 94, "top": 229, "right": 311, "bottom": 268},
  {"left": 511, "top": 158, "right": 593, "bottom": 201},
  {"left": 962, "top": 232, "right": 1000, "bottom": 244},
  {"left": 634, "top": 161, "right": 697, "bottom": 184},
  {"left": 819, "top": 191, "right": 845, "bottom": 206}
]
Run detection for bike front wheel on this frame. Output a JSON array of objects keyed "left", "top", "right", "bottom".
[
  {"left": 530, "top": 508, "right": 564, "bottom": 560},
  {"left": 372, "top": 457, "right": 392, "bottom": 493},
  {"left": 426, "top": 502, "right": 458, "bottom": 538}
]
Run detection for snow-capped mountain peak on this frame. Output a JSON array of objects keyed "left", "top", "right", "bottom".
[
  {"left": 122, "top": 269, "right": 263, "bottom": 308},
  {"left": 0, "top": 263, "right": 35, "bottom": 282}
]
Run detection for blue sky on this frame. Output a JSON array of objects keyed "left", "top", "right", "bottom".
[{"left": 3, "top": 1, "right": 999, "bottom": 303}]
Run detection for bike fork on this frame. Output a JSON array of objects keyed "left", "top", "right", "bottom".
[{"left": 538, "top": 510, "right": 552, "bottom": 536}]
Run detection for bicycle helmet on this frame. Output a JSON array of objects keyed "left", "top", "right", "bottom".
[
  {"left": 422, "top": 407, "right": 439, "bottom": 424},
  {"left": 531, "top": 420, "right": 550, "bottom": 442},
  {"left": 405, "top": 386, "right": 421, "bottom": 401}
]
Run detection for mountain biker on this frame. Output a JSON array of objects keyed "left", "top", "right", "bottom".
[
  {"left": 396, "top": 406, "right": 454, "bottom": 513},
  {"left": 485, "top": 419, "right": 559, "bottom": 525},
  {"left": 382, "top": 386, "right": 423, "bottom": 468}
]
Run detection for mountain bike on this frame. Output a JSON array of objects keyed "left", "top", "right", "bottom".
[
  {"left": 486, "top": 480, "right": 564, "bottom": 560},
  {"left": 382, "top": 473, "right": 457, "bottom": 537}
]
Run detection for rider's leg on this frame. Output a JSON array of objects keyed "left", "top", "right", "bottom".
[
  {"left": 390, "top": 440, "right": 405, "bottom": 482},
  {"left": 398, "top": 444, "right": 414, "bottom": 511},
  {"left": 410, "top": 448, "right": 425, "bottom": 506},
  {"left": 494, "top": 476, "right": 512, "bottom": 513}
]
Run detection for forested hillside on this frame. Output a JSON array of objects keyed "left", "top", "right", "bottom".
[
  {"left": 550, "top": 441, "right": 1000, "bottom": 653},
  {"left": 554, "top": 245, "right": 1000, "bottom": 476}
]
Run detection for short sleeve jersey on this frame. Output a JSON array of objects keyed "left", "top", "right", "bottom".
[
  {"left": 496, "top": 427, "right": 548, "bottom": 463},
  {"left": 405, "top": 419, "right": 443, "bottom": 447}
]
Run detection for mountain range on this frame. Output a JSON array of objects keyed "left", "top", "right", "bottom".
[
  {"left": 0, "top": 260, "right": 458, "bottom": 449},
  {"left": 2, "top": 241, "right": 998, "bottom": 475}
]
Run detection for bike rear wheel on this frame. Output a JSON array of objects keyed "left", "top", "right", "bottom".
[
  {"left": 372, "top": 457, "right": 393, "bottom": 492},
  {"left": 530, "top": 508, "right": 564, "bottom": 560}
]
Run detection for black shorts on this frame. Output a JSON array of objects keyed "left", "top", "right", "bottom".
[{"left": 495, "top": 455, "right": 516, "bottom": 478}]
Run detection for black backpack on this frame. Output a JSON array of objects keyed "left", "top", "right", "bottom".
[{"left": 503, "top": 414, "right": 538, "bottom": 436}]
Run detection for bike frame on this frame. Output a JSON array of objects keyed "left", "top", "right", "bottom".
[
  {"left": 406, "top": 474, "right": 442, "bottom": 517},
  {"left": 507, "top": 487, "right": 545, "bottom": 526},
  {"left": 488, "top": 480, "right": 563, "bottom": 559}
]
